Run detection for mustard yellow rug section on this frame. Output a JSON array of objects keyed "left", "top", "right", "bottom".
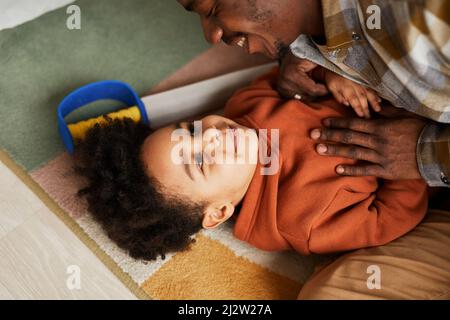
[{"left": 142, "top": 234, "right": 302, "bottom": 300}]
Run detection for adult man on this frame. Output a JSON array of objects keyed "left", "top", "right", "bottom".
[
  {"left": 177, "top": 0, "right": 450, "bottom": 300},
  {"left": 177, "top": 0, "right": 450, "bottom": 187}
]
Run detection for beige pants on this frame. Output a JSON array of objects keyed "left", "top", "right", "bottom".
[{"left": 298, "top": 209, "right": 450, "bottom": 300}]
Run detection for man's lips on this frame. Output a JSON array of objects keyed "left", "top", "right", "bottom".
[
  {"left": 235, "top": 36, "right": 277, "bottom": 59},
  {"left": 262, "top": 41, "right": 278, "bottom": 59}
]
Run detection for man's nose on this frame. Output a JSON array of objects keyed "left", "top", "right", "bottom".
[{"left": 201, "top": 18, "right": 223, "bottom": 44}]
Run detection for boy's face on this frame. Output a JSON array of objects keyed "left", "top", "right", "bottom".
[{"left": 141, "top": 115, "right": 259, "bottom": 227}]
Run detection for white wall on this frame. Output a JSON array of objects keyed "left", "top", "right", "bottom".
[{"left": 0, "top": 0, "right": 75, "bottom": 31}]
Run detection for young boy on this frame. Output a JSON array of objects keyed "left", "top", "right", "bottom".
[{"left": 75, "top": 69, "right": 427, "bottom": 261}]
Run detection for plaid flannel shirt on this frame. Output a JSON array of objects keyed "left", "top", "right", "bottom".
[{"left": 290, "top": 0, "right": 450, "bottom": 187}]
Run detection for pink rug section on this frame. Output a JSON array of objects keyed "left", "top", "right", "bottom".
[{"left": 31, "top": 152, "right": 87, "bottom": 220}]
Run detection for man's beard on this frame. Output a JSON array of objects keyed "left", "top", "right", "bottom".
[{"left": 275, "top": 40, "right": 289, "bottom": 61}]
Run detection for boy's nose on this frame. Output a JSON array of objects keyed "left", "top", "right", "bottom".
[{"left": 203, "top": 127, "right": 221, "bottom": 149}]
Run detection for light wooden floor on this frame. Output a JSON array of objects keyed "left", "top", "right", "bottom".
[{"left": 0, "top": 160, "right": 136, "bottom": 299}]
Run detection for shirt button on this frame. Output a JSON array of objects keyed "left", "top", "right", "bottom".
[
  {"left": 329, "top": 49, "right": 340, "bottom": 58},
  {"left": 352, "top": 32, "right": 361, "bottom": 41},
  {"left": 441, "top": 172, "right": 449, "bottom": 185}
]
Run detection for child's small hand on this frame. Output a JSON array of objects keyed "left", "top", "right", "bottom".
[{"left": 324, "top": 71, "right": 381, "bottom": 118}]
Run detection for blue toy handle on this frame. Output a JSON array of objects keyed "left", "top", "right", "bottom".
[{"left": 57, "top": 80, "right": 148, "bottom": 154}]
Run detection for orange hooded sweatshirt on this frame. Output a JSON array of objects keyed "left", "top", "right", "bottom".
[{"left": 224, "top": 69, "right": 428, "bottom": 255}]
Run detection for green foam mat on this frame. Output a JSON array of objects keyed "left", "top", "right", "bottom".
[{"left": 0, "top": 0, "right": 209, "bottom": 171}]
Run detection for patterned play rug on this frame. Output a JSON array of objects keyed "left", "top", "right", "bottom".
[{"left": 0, "top": 0, "right": 329, "bottom": 299}]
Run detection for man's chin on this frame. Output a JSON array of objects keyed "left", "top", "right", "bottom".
[
  {"left": 266, "top": 52, "right": 279, "bottom": 60},
  {"left": 267, "top": 39, "right": 289, "bottom": 61},
  {"left": 257, "top": 48, "right": 278, "bottom": 60}
]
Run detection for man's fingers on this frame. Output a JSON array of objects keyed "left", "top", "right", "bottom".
[
  {"left": 315, "top": 143, "right": 382, "bottom": 163},
  {"left": 322, "top": 117, "right": 377, "bottom": 134},
  {"left": 335, "top": 164, "right": 385, "bottom": 177},
  {"left": 296, "top": 59, "right": 319, "bottom": 73},
  {"left": 311, "top": 83, "right": 329, "bottom": 96},
  {"left": 311, "top": 127, "right": 381, "bottom": 149},
  {"left": 278, "top": 71, "right": 328, "bottom": 99},
  {"left": 277, "top": 77, "right": 303, "bottom": 99},
  {"left": 297, "top": 74, "right": 329, "bottom": 96},
  {"left": 277, "top": 84, "right": 296, "bottom": 99},
  {"left": 278, "top": 52, "right": 327, "bottom": 100},
  {"left": 278, "top": 80, "right": 318, "bottom": 102}
]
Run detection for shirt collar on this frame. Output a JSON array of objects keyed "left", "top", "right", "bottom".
[{"left": 319, "top": 0, "right": 361, "bottom": 49}]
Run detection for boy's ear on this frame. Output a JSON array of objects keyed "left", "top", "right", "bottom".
[{"left": 202, "top": 203, "right": 235, "bottom": 230}]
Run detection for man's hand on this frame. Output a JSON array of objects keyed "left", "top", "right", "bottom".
[
  {"left": 310, "top": 117, "right": 427, "bottom": 180},
  {"left": 278, "top": 50, "right": 328, "bottom": 100}
]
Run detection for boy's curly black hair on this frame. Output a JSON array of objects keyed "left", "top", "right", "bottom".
[{"left": 74, "top": 117, "right": 204, "bottom": 261}]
